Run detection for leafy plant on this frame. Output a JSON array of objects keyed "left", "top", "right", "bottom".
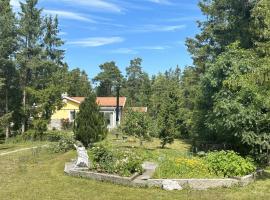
[
  {"left": 204, "top": 150, "right": 256, "bottom": 177},
  {"left": 32, "top": 119, "right": 48, "bottom": 140},
  {"left": 154, "top": 156, "right": 214, "bottom": 179},
  {"left": 90, "top": 145, "right": 143, "bottom": 177},
  {"left": 49, "top": 134, "right": 75, "bottom": 153}
]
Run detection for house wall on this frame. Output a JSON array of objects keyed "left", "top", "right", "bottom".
[
  {"left": 51, "top": 100, "right": 79, "bottom": 120},
  {"left": 50, "top": 100, "right": 123, "bottom": 130}
]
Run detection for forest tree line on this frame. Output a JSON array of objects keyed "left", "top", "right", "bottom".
[
  {"left": 0, "top": 0, "right": 92, "bottom": 138},
  {"left": 0, "top": 0, "right": 269, "bottom": 163}
]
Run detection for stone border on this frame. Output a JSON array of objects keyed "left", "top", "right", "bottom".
[
  {"left": 64, "top": 161, "right": 263, "bottom": 190},
  {"left": 64, "top": 162, "right": 140, "bottom": 186}
]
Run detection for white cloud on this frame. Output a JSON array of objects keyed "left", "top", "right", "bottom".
[
  {"left": 139, "top": 45, "right": 170, "bottom": 50},
  {"left": 68, "top": 37, "right": 124, "bottom": 47},
  {"left": 133, "top": 24, "right": 186, "bottom": 33},
  {"left": 112, "top": 48, "right": 138, "bottom": 54},
  {"left": 111, "top": 45, "right": 170, "bottom": 54},
  {"left": 148, "top": 0, "right": 172, "bottom": 5},
  {"left": 166, "top": 16, "right": 202, "bottom": 22},
  {"left": 59, "top": 0, "right": 122, "bottom": 13},
  {"left": 44, "top": 10, "right": 95, "bottom": 23}
]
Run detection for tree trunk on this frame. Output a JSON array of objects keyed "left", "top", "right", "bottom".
[
  {"left": 5, "top": 87, "right": 9, "bottom": 139},
  {"left": 22, "top": 88, "right": 26, "bottom": 133},
  {"left": 5, "top": 127, "right": 9, "bottom": 139}
]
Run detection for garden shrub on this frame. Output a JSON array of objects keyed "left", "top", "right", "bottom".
[
  {"left": 45, "top": 130, "right": 74, "bottom": 142},
  {"left": 61, "top": 118, "right": 73, "bottom": 130},
  {"left": 204, "top": 150, "right": 256, "bottom": 177},
  {"left": 91, "top": 145, "right": 143, "bottom": 177},
  {"left": 49, "top": 134, "right": 75, "bottom": 153},
  {"left": 32, "top": 119, "right": 48, "bottom": 139},
  {"left": 92, "top": 145, "right": 115, "bottom": 173},
  {"left": 121, "top": 109, "right": 150, "bottom": 145}
]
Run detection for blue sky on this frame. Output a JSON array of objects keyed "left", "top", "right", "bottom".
[{"left": 11, "top": 0, "right": 204, "bottom": 78}]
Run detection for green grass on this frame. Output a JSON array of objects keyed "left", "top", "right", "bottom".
[
  {"left": 0, "top": 140, "right": 48, "bottom": 154},
  {"left": 0, "top": 146, "right": 269, "bottom": 200}
]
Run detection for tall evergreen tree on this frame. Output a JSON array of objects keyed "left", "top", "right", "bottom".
[
  {"left": 123, "top": 58, "right": 151, "bottom": 106},
  {"left": 17, "top": 0, "right": 43, "bottom": 132},
  {"left": 43, "top": 15, "right": 64, "bottom": 64},
  {"left": 67, "top": 68, "right": 92, "bottom": 97},
  {"left": 93, "top": 61, "right": 123, "bottom": 97},
  {"left": 74, "top": 93, "right": 107, "bottom": 147},
  {"left": 0, "top": 0, "right": 20, "bottom": 138}
]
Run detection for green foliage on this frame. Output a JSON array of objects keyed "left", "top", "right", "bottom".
[
  {"left": 74, "top": 94, "right": 107, "bottom": 147},
  {"left": 44, "top": 130, "right": 74, "bottom": 142},
  {"left": 121, "top": 109, "right": 150, "bottom": 144},
  {"left": 154, "top": 157, "right": 214, "bottom": 179},
  {"left": 61, "top": 118, "right": 73, "bottom": 130},
  {"left": 93, "top": 61, "right": 123, "bottom": 97},
  {"left": 49, "top": 134, "right": 75, "bottom": 153},
  {"left": 124, "top": 58, "right": 151, "bottom": 106},
  {"left": 32, "top": 119, "right": 48, "bottom": 139},
  {"left": 205, "top": 151, "right": 256, "bottom": 177},
  {"left": 67, "top": 68, "right": 92, "bottom": 97},
  {"left": 91, "top": 145, "right": 143, "bottom": 177},
  {"left": 185, "top": 0, "right": 270, "bottom": 164}
]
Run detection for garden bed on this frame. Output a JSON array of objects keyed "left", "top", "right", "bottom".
[
  {"left": 64, "top": 161, "right": 140, "bottom": 186},
  {"left": 64, "top": 161, "right": 263, "bottom": 190}
]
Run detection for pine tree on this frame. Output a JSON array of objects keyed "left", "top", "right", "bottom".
[
  {"left": 74, "top": 94, "right": 107, "bottom": 147},
  {"left": 43, "top": 15, "right": 64, "bottom": 64},
  {"left": 67, "top": 68, "right": 92, "bottom": 97},
  {"left": 93, "top": 61, "right": 123, "bottom": 97},
  {"left": 17, "top": 0, "right": 43, "bottom": 133},
  {"left": 0, "top": 0, "right": 19, "bottom": 139}
]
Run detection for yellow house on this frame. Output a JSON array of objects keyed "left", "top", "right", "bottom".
[{"left": 49, "top": 96, "right": 127, "bottom": 130}]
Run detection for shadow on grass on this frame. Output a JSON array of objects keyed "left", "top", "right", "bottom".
[
  {"left": 258, "top": 171, "right": 270, "bottom": 180},
  {"left": 117, "top": 145, "right": 157, "bottom": 151}
]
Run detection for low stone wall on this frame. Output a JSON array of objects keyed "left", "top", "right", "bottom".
[
  {"left": 65, "top": 162, "right": 140, "bottom": 186},
  {"left": 64, "top": 161, "right": 262, "bottom": 190},
  {"left": 146, "top": 178, "right": 239, "bottom": 190}
]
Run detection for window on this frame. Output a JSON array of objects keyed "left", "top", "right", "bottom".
[{"left": 69, "top": 110, "right": 76, "bottom": 122}]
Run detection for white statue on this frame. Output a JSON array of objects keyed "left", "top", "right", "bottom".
[{"left": 74, "top": 144, "right": 89, "bottom": 168}]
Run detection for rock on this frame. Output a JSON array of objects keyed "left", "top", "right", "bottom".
[
  {"left": 74, "top": 144, "right": 89, "bottom": 168},
  {"left": 162, "top": 180, "right": 183, "bottom": 191}
]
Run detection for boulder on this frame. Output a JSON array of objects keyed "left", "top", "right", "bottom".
[{"left": 162, "top": 180, "right": 183, "bottom": 191}]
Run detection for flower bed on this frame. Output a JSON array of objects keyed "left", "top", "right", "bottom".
[
  {"left": 89, "top": 145, "right": 143, "bottom": 177},
  {"left": 153, "top": 151, "right": 256, "bottom": 179}
]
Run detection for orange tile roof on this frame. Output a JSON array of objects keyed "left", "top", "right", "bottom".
[{"left": 68, "top": 96, "right": 126, "bottom": 107}]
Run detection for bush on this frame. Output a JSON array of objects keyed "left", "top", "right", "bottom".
[
  {"left": 45, "top": 131, "right": 74, "bottom": 142},
  {"left": 91, "top": 145, "right": 143, "bottom": 177},
  {"left": 61, "top": 118, "right": 73, "bottom": 130},
  {"left": 121, "top": 109, "right": 150, "bottom": 145},
  {"left": 20, "top": 130, "right": 74, "bottom": 142},
  {"left": 49, "top": 134, "right": 75, "bottom": 153},
  {"left": 204, "top": 150, "right": 256, "bottom": 177},
  {"left": 32, "top": 119, "right": 48, "bottom": 139}
]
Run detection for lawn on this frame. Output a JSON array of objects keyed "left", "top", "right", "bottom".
[
  {"left": 0, "top": 136, "right": 269, "bottom": 200},
  {"left": 0, "top": 140, "right": 48, "bottom": 154},
  {"left": 0, "top": 146, "right": 269, "bottom": 200}
]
